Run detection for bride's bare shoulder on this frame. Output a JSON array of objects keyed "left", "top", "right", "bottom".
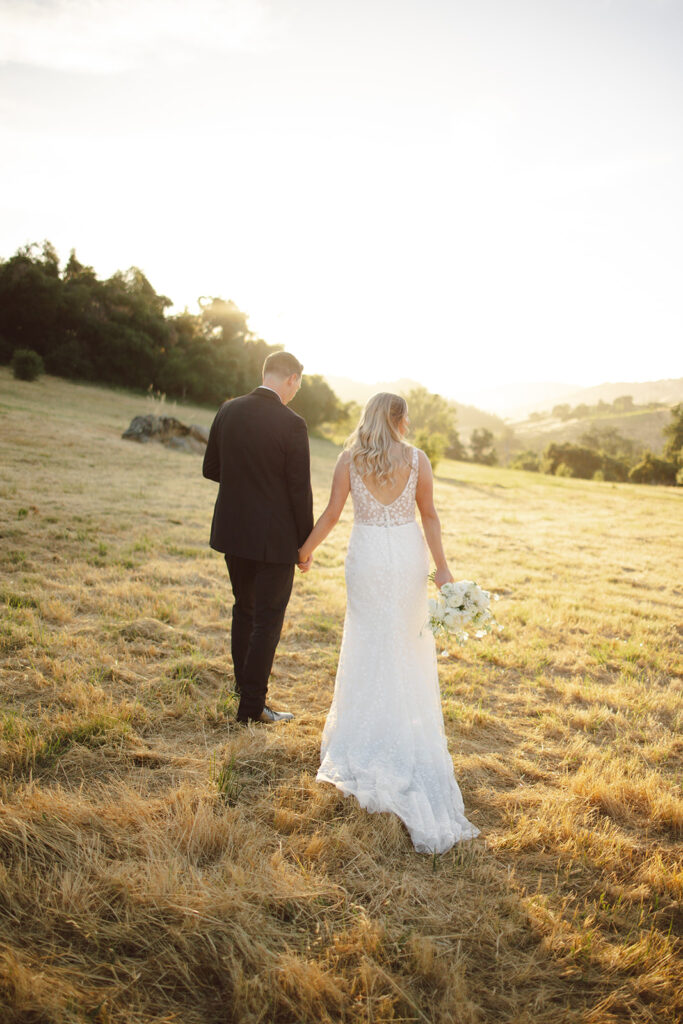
[
  {"left": 335, "top": 450, "right": 352, "bottom": 481},
  {"left": 413, "top": 447, "right": 432, "bottom": 473}
]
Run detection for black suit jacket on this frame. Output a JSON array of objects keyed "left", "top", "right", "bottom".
[{"left": 202, "top": 387, "right": 314, "bottom": 563}]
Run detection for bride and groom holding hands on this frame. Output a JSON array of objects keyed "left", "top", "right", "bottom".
[{"left": 203, "top": 351, "right": 479, "bottom": 854}]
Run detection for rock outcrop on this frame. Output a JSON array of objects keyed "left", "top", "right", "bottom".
[{"left": 122, "top": 415, "right": 209, "bottom": 454}]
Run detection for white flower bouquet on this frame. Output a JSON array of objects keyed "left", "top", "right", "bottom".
[{"left": 427, "top": 579, "right": 498, "bottom": 646}]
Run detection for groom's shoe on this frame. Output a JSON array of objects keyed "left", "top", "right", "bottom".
[{"left": 257, "top": 705, "right": 294, "bottom": 724}]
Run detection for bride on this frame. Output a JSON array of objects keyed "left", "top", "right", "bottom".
[{"left": 298, "top": 393, "right": 479, "bottom": 854}]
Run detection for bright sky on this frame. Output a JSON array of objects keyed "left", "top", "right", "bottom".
[{"left": 1, "top": 0, "right": 682, "bottom": 405}]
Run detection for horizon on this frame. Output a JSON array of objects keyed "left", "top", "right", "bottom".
[
  {"left": 1, "top": 235, "right": 679, "bottom": 417},
  {"left": 3, "top": 229, "right": 679, "bottom": 415},
  {"left": 2, "top": 1, "right": 682, "bottom": 393},
  {"left": 320, "top": 369, "right": 683, "bottom": 416}
]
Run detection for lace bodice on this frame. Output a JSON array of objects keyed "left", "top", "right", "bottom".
[{"left": 349, "top": 446, "right": 419, "bottom": 527}]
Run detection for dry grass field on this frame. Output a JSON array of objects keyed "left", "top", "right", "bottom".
[{"left": 0, "top": 367, "right": 681, "bottom": 1024}]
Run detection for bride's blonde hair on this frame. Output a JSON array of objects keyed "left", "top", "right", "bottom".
[{"left": 345, "top": 393, "right": 410, "bottom": 484}]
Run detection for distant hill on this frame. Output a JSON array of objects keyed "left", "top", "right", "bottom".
[
  {"left": 322, "top": 373, "right": 679, "bottom": 457},
  {"left": 462, "top": 378, "right": 683, "bottom": 419},
  {"left": 551, "top": 378, "right": 683, "bottom": 412},
  {"left": 323, "top": 375, "right": 507, "bottom": 438},
  {"left": 323, "top": 376, "right": 423, "bottom": 405},
  {"left": 511, "top": 406, "right": 674, "bottom": 455},
  {"left": 459, "top": 381, "right": 583, "bottom": 419},
  {"left": 451, "top": 401, "right": 506, "bottom": 438}
]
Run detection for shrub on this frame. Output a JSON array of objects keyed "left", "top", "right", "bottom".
[
  {"left": 470, "top": 427, "right": 498, "bottom": 465},
  {"left": 663, "top": 405, "right": 683, "bottom": 463},
  {"left": 600, "top": 455, "right": 630, "bottom": 482},
  {"left": 511, "top": 451, "right": 540, "bottom": 472},
  {"left": 552, "top": 403, "right": 571, "bottom": 420},
  {"left": 11, "top": 348, "right": 44, "bottom": 381},
  {"left": 628, "top": 453, "right": 678, "bottom": 486},
  {"left": 290, "top": 374, "right": 343, "bottom": 430},
  {"left": 414, "top": 429, "right": 446, "bottom": 470},
  {"left": 403, "top": 386, "right": 464, "bottom": 459},
  {"left": 542, "top": 443, "right": 599, "bottom": 478},
  {"left": 541, "top": 442, "right": 628, "bottom": 482}
]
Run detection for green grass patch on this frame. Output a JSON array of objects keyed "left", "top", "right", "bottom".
[
  {"left": 1, "top": 712, "right": 130, "bottom": 775},
  {"left": 1, "top": 590, "right": 38, "bottom": 609}
]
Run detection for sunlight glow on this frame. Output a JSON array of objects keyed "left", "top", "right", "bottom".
[{"left": 1, "top": 0, "right": 682, "bottom": 406}]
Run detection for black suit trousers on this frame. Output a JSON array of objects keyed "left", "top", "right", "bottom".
[{"left": 225, "top": 555, "right": 295, "bottom": 722}]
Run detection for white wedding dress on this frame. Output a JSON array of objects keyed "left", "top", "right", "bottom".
[{"left": 317, "top": 446, "right": 480, "bottom": 854}]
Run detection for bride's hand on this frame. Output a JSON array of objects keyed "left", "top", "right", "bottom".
[
  {"left": 433, "top": 567, "right": 454, "bottom": 588},
  {"left": 298, "top": 548, "right": 313, "bottom": 573}
]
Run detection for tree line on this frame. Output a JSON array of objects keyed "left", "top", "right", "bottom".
[
  {"left": 510, "top": 412, "right": 683, "bottom": 485},
  {"left": 527, "top": 394, "right": 666, "bottom": 422},
  {"left": 2, "top": 241, "right": 495, "bottom": 462},
  {"left": 0, "top": 241, "right": 342, "bottom": 429},
  {"left": 3, "top": 241, "right": 681, "bottom": 484}
]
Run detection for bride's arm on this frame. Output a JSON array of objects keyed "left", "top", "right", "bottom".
[
  {"left": 415, "top": 449, "right": 454, "bottom": 588},
  {"left": 298, "top": 452, "right": 351, "bottom": 569}
]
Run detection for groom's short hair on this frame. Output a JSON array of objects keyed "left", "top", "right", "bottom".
[{"left": 263, "top": 351, "right": 304, "bottom": 380}]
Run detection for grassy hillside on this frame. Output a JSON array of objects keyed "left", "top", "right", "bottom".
[
  {"left": 510, "top": 406, "right": 673, "bottom": 456},
  {"left": 1, "top": 369, "right": 681, "bottom": 1023}
]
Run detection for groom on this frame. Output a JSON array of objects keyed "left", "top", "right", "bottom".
[{"left": 202, "top": 351, "right": 314, "bottom": 724}]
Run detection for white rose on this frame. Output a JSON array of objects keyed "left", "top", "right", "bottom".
[{"left": 444, "top": 609, "right": 466, "bottom": 630}]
